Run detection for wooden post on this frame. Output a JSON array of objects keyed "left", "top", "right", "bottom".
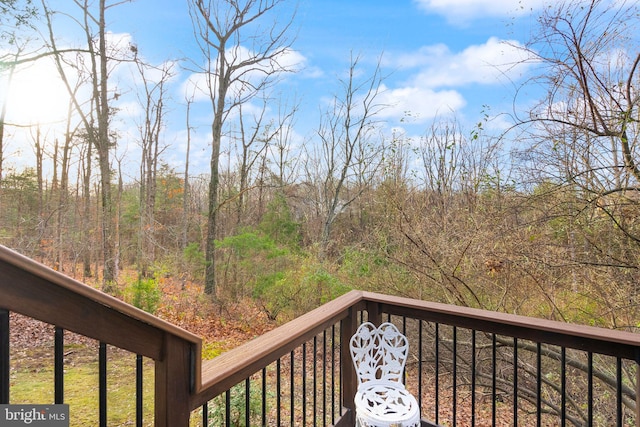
[
  {"left": 0, "top": 308, "right": 8, "bottom": 404},
  {"left": 636, "top": 354, "right": 639, "bottom": 427},
  {"left": 366, "top": 299, "right": 382, "bottom": 326},
  {"left": 340, "top": 307, "right": 357, "bottom": 424},
  {"left": 155, "top": 334, "right": 193, "bottom": 427}
]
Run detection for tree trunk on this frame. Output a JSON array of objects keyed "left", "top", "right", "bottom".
[
  {"left": 183, "top": 98, "right": 192, "bottom": 250},
  {"left": 204, "top": 107, "right": 223, "bottom": 295},
  {"left": 96, "top": 0, "right": 116, "bottom": 290},
  {"left": 82, "top": 138, "right": 92, "bottom": 279},
  {"left": 56, "top": 125, "right": 72, "bottom": 272}
]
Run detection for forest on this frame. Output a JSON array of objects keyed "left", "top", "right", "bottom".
[{"left": 1, "top": 0, "right": 639, "bottom": 341}]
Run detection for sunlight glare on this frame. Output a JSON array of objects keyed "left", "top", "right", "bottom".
[{"left": 4, "top": 61, "right": 71, "bottom": 126}]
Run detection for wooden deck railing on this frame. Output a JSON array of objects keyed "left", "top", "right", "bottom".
[
  {"left": 1, "top": 244, "right": 639, "bottom": 426},
  {"left": 0, "top": 245, "right": 200, "bottom": 426}
]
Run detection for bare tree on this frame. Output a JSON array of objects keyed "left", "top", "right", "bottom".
[
  {"left": 134, "top": 59, "right": 174, "bottom": 278},
  {"left": 233, "top": 95, "right": 298, "bottom": 228},
  {"left": 511, "top": 0, "right": 640, "bottom": 302},
  {"left": 0, "top": 49, "right": 21, "bottom": 185},
  {"left": 517, "top": 0, "right": 640, "bottom": 202},
  {"left": 307, "top": 54, "right": 386, "bottom": 257},
  {"left": 0, "top": 0, "right": 37, "bottom": 36},
  {"left": 54, "top": 92, "right": 82, "bottom": 271},
  {"left": 269, "top": 96, "right": 300, "bottom": 187},
  {"left": 182, "top": 93, "right": 195, "bottom": 251},
  {"left": 42, "top": 0, "right": 133, "bottom": 290},
  {"left": 480, "top": 3, "right": 640, "bottom": 418},
  {"left": 234, "top": 101, "right": 269, "bottom": 228},
  {"left": 419, "top": 117, "right": 503, "bottom": 216},
  {"left": 80, "top": 131, "right": 93, "bottom": 278},
  {"left": 187, "top": 0, "right": 296, "bottom": 295},
  {"left": 1, "top": 0, "right": 38, "bottom": 185}
]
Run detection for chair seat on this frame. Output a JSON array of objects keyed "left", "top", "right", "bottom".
[{"left": 354, "top": 381, "right": 420, "bottom": 427}]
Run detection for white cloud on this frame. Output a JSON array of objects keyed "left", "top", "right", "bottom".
[
  {"left": 384, "top": 44, "right": 450, "bottom": 70},
  {"left": 276, "top": 48, "right": 307, "bottom": 73},
  {"left": 413, "top": 0, "right": 548, "bottom": 24},
  {"left": 414, "top": 38, "right": 533, "bottom": 87},
  {"left": 378, "top": 84, "right": 466, "bottom": 123},
  {"left": 389, "top": 37, "right": 534, "bottom": 88},
  {"left": 105, "top": 31, "right": 135, "bottom": 54},
  {"left": 377, "top": 38, "right": 536, "bottom": 123}
]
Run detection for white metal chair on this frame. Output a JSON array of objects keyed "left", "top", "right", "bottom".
[{"left": 349, "top": 322, "right": 421, "bottom": 427}]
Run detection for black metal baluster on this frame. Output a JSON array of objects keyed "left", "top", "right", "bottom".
[
  {"left": 536, "top": 343, "right": 542, "bottom": 427},
  {"left": 54, "top": 327, "right": 64, "bottom": 404},
  {"left": 0, "top": 308, "right": 9, "bottom": 404},
  {"left": 418, "top": 320, "right": 423, "bottom": 412},
  {"left": 452, "top": 326, "right": 457, "bottom": 426},
  {"left": 313, "top": 335, "right": 318, "bottom": 427},
  {"left": 331, "top": 324, "right": 336, "bottom": 423},
  {"left": 471, "top": 329, "right": 476, "bottom": 427},
  {"left": 435, "top": 323, "right": 439, "bottom": 425},
  {"left": 322, "top": 329, "right": 327, "bottom": 427},
  {"left": 513, "top": 337, "right": 518, "bottom": 427},
  {"left": 302, "top": 343, "right": 307, "bottom": 426},
  {"left": 136, "top": 354, "right": 143, "bottom": 427},
  {"left": 587, "top": 352, "right": 593, "bottom": 426},
  {"left": 262, "top": 367, "right": 267, "bottom": 427},
  {"left": 202, "top": 402, "right": 208, "bottom": 426},
  {"left": 492, "top": 333, "right": 496, "bottom": 427},
  {"left": 561, "top": 347, "right": 566, "bottom": 427},
  {"left": 276, "top": 358, "right": 281, "bottom": 427},
  {"left": 290, "top": 350, "right": 294, "bottom": 427},
  {"left": 402, "top": 317, "right": 408, "bottom": 387},
  {"left": 99, "top": 342, "right": 107, "bottom": 427},
  {"left": 616, "top": 357, "right": 622, "bottom": 427},
  {"left": 225, "top": 389, "right": 231, "bottom": 427},
  {"left": 245, "top": 378, "right": 250, "bottom": 427}
]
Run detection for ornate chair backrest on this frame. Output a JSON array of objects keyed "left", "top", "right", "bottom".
[{"left": 349, "top": 322, "right": 409, "bottom": 386}]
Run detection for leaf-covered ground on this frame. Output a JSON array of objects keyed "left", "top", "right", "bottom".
[{"left": 9, "top": 275, "right": 276, "bottom": 356}]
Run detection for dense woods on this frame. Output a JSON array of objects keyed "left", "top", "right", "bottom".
[{"left": 0, "top": 0, "right": 639, "bottom": 338}]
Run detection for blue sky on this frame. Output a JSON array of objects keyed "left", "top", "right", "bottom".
[{"left": 1, "top": 0, "right": 547, "bottom": 178}]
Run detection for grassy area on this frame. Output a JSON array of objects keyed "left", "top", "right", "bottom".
[{"left": 10, "top": 345, "right": 155, "bottom": 427}]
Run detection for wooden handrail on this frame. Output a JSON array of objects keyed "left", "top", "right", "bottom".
[
  {"left": 362, "top": 291, "right": 640, "bottom": 360},
  {"left": 0, "top": 245, "right": 201, "bottom": 357},
  {"left": 192, "top": 290, "right": 364, "bottom": 407},
  {"left": 191, "top": 290, "right": 640, "bottom": 411}
]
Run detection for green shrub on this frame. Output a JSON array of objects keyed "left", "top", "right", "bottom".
[
  {"left": 252, "top": 271, "right": 288, "bottom": 320},
  {"left": 206, "top": 381, "right": 264, "bottom": 426},
  {"left": 183, "top": 242, "right": 207, "bottom": 280},
  {"left": 215, "top": 231, "right": 286, "bottom": 259},
  {"left": 128, "top": 278, "right": 161, "bottom": 314},
  {"left": 215, "top": 230, "right": 290, "bottom": 301},
  {"left": 253, "top": 258, "right": 351, "bottom": 320},
  {"left": 259, "top": 191, "right": 301, "bottom": 250}
]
